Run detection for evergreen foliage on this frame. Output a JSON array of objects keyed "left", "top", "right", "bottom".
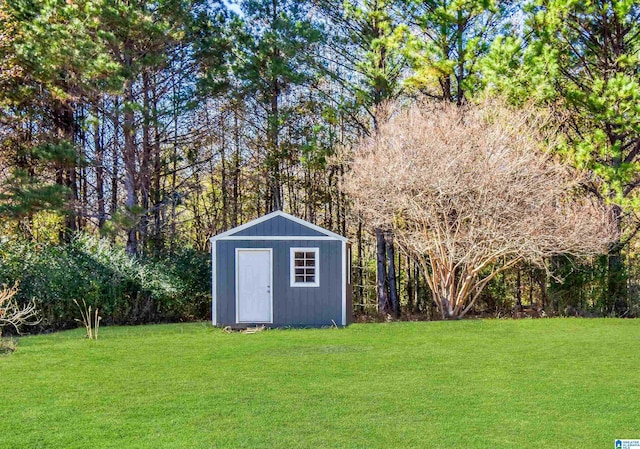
[
  {"left": 0, "top": 235, "right": 210, "bottom": 331},
  {"left": 1, "top": 0, "right": 640, "bottom": 326}
]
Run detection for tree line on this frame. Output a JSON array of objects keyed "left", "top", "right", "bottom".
[{"left": 1, "top": 0, "right": 639, "bottom": 325}]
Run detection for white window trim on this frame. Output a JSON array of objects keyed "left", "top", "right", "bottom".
[
  {"left": 290, "top": 247, "right": 320, "bottom": 287},
  {"left": 211, "top": 241, "right": 217, "bottom": 325}
]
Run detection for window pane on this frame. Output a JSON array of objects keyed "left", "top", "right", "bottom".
[{"left": 291, "top": 248, "right": 319, "bottom": 286}]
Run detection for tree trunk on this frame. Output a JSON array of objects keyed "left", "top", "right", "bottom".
[
  {"left": 111, "top": 96, "right": 120, "bottom": 229},
  {"left": 267, "top": 76, "right": 282, "bottom": 211},
  {"left": 605, "top": 204, "right": 627, "bottom": 315},
  {"left": 414, "top": 261, "right": 420, "bottom": 314},
  {"left": 357, "top": 221, "right": 364, "bottom": 312},
  {"left": 304, "top": 168, "right": 312, "bottom": 221},
  {"left": 123, "top": 78, "right": 138, "bottom": 256},
  {"left": 455, "top": 9, "right": 465, "bottom": 106},
  {"left": 232, "top": 104, "right": 240, "bottom": 227},
  {"left": 151, "top": 76, "right": 162, "bottom": 252},
  {"left": 93, "top": 102, "right": 106, "bottom": 230},
  {"left": 139, "top": 71, "right": 152, "bottom": 253},
  {"left": 516, "top": 266, "right": 522, "bottom": 310},
  {"left": 220, "top": 113, "right": 228, "bottom": 230},
  {"left": 54, "top": 100, "right": 77, "bottom": 240},
  {"left": 375, "top": 227, "right": 389, "bottom": 315},
  {"left": 528, "top": 268, "right": 534, "bottom": 307},
  {"left": 608, "top": 248, "right": 627, "bottom": 315},
  {"left": 169, "top": 70, "right": 179, "bottom": 252},
  {"left": 406, "top": 256, "right": 414, "bottom": 314},
  {"left": 79, "top": 106, "right": 88, "bottom": 231},
  {"left": 386, "top": 232, "right": 399, "bottom": 317},
  {"left": 338, "top": 163, "right": 346, "bottom": 236}
]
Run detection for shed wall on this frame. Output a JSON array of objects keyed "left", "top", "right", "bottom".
[
  {"left": 216, "top": 239, "right": 342, "bottom": 326},
  {"left": 230, "top": 215, "right": 326, "bottom": 237}
]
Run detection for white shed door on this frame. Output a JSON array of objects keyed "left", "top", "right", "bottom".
[{"left": 236, "top": 249, "right": 272, "bottom": 323}]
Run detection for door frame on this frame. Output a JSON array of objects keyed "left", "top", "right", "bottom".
[{"left": 235, "top": 248, "right": 273, "bottom": 324}]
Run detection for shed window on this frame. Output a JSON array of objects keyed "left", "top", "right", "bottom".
[{"left": 290, "top": 248, "right": 319, "bottom": 287}]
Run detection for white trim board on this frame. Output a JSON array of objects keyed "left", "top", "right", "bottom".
[
  {"left": 210, "top": 210, "right": 347, "bottom": 242},
  {"left": 211, "top": 241, "right": 217, "bottom": 325},
  {"left": 215, "top": 236, "right": 339, "bottom": 241},
  {"left": 341, "top": 240, "right": 347, "bottom": 326}
]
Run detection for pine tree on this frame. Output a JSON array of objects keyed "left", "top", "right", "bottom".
[
  {"left": 234, "top": 0, "right": 324, "bottom": 212},
  {"left": 318, "top": 0, "right": 408, "bottom": 314},
  {"left": 482, "top": 0, "right": 640, "bottom": 314},
  {"left": 402, "top": 0, "right": 516, "bottom": 104}
]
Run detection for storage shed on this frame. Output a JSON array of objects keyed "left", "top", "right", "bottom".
[{"left": 210, "top": 211, "right": 352, "bottom": 327}]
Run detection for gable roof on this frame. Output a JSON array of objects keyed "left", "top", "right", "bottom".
[{"left": 210, "top": 210, "right": 347, "bottom": 242}]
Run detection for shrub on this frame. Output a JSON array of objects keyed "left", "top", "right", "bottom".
[{"left": 0, "top": 235, "right": 211, "bottom": 332}]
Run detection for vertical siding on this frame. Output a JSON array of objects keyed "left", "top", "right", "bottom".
[
  {"left": 230, "top": 215, "right": 327, "bottom": 237},
  {"left": 215, "top": 239, "right": 233, "bottom": 325},
  {"left": 216, "top": 239, "right": 343, "bottom": 326}
]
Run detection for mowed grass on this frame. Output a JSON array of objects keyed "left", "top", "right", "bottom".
[{"left": 1, "top": 319, "right": 639, "bottom": 448}]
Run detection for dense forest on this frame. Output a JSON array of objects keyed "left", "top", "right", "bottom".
[{"left": 1, "top": 0, "right": 639, "bottom": 331}]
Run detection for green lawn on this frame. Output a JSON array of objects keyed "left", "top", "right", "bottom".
[{"left": 1, "top": 319, "right": 638, "bottom": 448}]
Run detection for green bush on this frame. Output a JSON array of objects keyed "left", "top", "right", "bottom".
[{"left": 0, "top": 235, "right": 211, "bottom": 331}]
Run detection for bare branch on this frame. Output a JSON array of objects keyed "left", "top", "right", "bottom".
[
  {"left": 343, "top": 99, "right": 616, "bottom": 319},
  {"left": 0, "top": 283, "right": 40, "bottom": 335}
]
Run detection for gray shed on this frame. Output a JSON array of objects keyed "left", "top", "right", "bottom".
[{"left": 210, "top": 211, "right": 352, "bottom": 327}]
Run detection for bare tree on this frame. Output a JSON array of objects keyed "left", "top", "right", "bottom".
[
  {"left": 0, "top": 284, "right": 39, "bottom": 336},
  {"left": 344, "top": 100, "right": 615, "bottom": 319}
]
